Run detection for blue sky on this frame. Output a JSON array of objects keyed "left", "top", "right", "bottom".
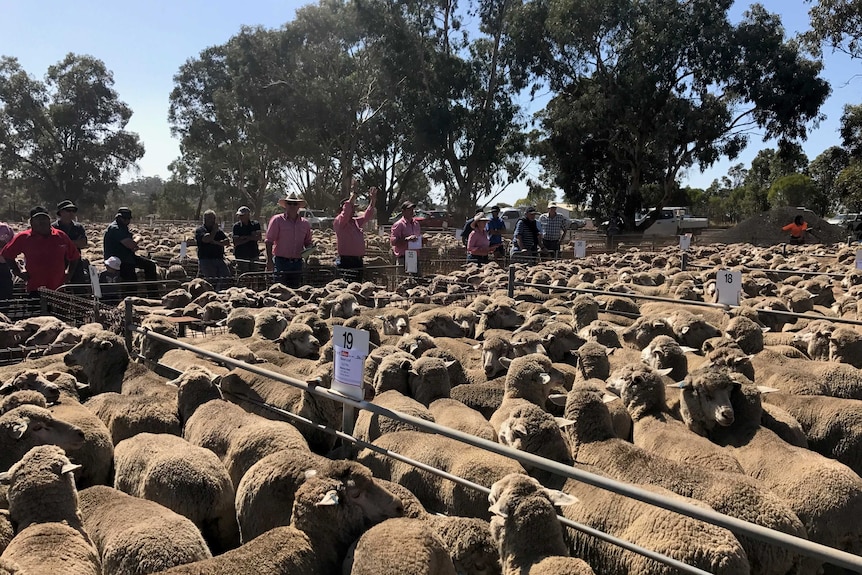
[{"left": 0, "top": 0, "right": 858, "bottom": 206}]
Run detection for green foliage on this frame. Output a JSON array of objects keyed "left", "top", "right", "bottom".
[
  {"left": 836, "top": 161, "right": 862, "bottom": 210},
  {"left": 805, "top": 0, "right": 862, "bottom": 58},
  {"left": 808, "top": 146, "right": 849, "bottom": 215},
  {"left": 767, "top": 173, "right": 817, "bottom": 208},
  {"left": 0, "top": 54, "right": 144, "bottom": 213}
]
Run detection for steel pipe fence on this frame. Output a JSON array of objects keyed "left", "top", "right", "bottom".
[{"left": 129, "top": 322, "right": 862, "bottom": 573}]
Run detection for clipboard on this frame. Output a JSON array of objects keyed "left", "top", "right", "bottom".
[{"left": 301, "top": 245, "right": 316, "bottom": 259}]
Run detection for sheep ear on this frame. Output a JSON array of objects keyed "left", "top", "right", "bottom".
[
  {"left": 488, "top": 500, "right": 505, "bottom": 517},
  {"left": 444, "top": 360, "right": 457, "bottom": 369},
  {"left": 8, "top": 419, "right": 27, "bottom": 440},
  {"left": 304, "top": 469, "right": 318, "bottom": 480},
  {"left": 543, "top": 488, "right": 579, "bottom": 507},
  {"left": 76, "top": 382, "right": 90, "bottom": 393},
  {"left": 499, "top": 357, "right": 513, "bottom": 368},
  {"left": 555, "top": 417, "right": 575, "bottom": 429},
  {"left": 399, "top": 360, "right": 412, "bottom": 370},
  {"left": 539, "top": 373, "right": 551, "bottom": 385},
  {"left": 306, "top": 376, "right": 324, "bottom": 386},
  {"left": 0, "top": 382, "right": 12, "bottom": 395},
  {"left": 602, "top": 394, "right": 619, "bottom": 404},
  {"left": 472, "top": 343, "right": 481, "bottom": 350},
  {"left": 0, "top": 471, "right": 8, "bottom": 484},
  {"left": 667, "top": 381, "right": 689, "bottom": 389},
  {"left": 654, "top": 367, "right": 673, "bottom": 377},
  {"left": 606, "top": 348, "right": 615, "bottom": 356},
  {"left": 679, "top": 346, "right": 698, "bottom": 353},
  {"left": 757, "top": 385, "right": 780, "bottom": 394},
  {"left": 543, "top": 334, "right": 555, "bottom": 344},
  {"left": 680, "top": 326, "right": 690, "bottom": 335},
  {"left": 315, "top": 489, "right": 340, "bottom": 507},
  {"left": 605, "top": 379, "right": 622, "bottom": 395},
  {"left": 408, "top": 369, "right": 420, "bottom": 377},
  {"left": 548, "top": 393, "right": 567, "bottom": 406},
  {"left": 511, "top": 423, "right": 528, "bottom": 438},
  {"left": 761, "top": 327, "right": 771, "bottom": 333},
  {"left": 61, "top": 462, "right": 82, "bottom": 475}
]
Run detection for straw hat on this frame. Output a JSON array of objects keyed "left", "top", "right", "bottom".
[{"left": 278, "top": 192, "right": 307, "bottom": 208}]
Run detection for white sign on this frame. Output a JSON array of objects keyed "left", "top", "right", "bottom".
[
  {"left": 405, "top": 250, "right": 419, "bottom": 273},
  {"left": 716, "top": 269, "right": 742, "bottom": 306},
  {"left": 574, "top": 240, "right": 586, "bottom": 259},
  {"left": 408, "top": 235, "right": 423, "bottom": 250},
  {"left": 180, "top": 241, "right": 187, "bottom": 259},
  {"left": 679, "top": 234, "right": 692, "bottom": 252},
  {"left": 379, "top": 226, "right": 385, "bottom": 236},
  {"left": 332, "top": 326, "right": 370, "bottom": 401},
  {"left": 856, "top": 249, "right": 862, "bottom": 270},
  {"left": 88, "top": 264, "right": 102, "bottom": 299},
  {"left": 454, "top": 228, "right": 463, "bottom": 240}
]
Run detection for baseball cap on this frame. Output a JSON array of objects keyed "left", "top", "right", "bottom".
[
  {"left": 104, "top": 256, "right": 122, "bottom": 271},
  {"left": 116, "top": 207, "right": 133, "bottom": 219},
  {"left": 29, "top": 206, "right": 50, "bottom": 219},
  {"left": 490, "top": 205, "right": 501, "bottom": 212},
  {"left": 525, "top": 207, "right": 538, "bottom": 215},
  {"left": 401, "top": 201, "right": 416, "bottom": 210},
  {"left": 56, "top": 199, "right": 78, "bottom": 214},
  {"left": 236, "top": 206, "right": 251, "bottom": 216},
  {"left": 548, "top": 202, "right": 558, "bottom": 209}
]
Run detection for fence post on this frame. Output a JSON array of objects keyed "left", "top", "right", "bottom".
[
  {"left": 507, "top": 265, "right": 515, "bottom": 299},
  {"left": 681, "top": 252, "right": 689, "bottom": 271},
  {"left": 124, "top": 298, "right": 134, "bottom": 353},
  {"left": 39, "top": 291, "right": 48, "bottom": 315}
]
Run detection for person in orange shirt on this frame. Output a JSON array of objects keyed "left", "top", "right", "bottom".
[{"left": 782, "top": 215, "right": 808, "bottom": 244}]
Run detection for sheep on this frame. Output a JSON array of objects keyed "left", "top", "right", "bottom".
[
  {"left": 681, "top": 371, "right": 862, "bottom": 563},
  {"left": 174, "top": 368, "right": 309, "bottom": 487},
  {"left": 759, "top": 402, "right": 809, "bottom": 449},
  {"left": 113, "top": 433, "right": 239, "bottom": 554},
  {"left": 488, "top": 473, "right": 595, "bottom": 575},
  {"left": 538, "top": 322, "right": 585, "bottom": 363},
  {"left": 371, "top": 353, "right": 414, "bottom": 397},
  {"left": 489, "top": 354, "right": 557, "bottom": 435},
  {"left": 354, "top": 390, "right": 436, "bottom": 443},
  {"left": 408, "top": 356, "right": 453, "bottom": 406},
  {"left": 828, "top": 327, "right": 862, "bottom": 368},
  {"left": 422, "top": 515, "right": 501, "bottom": 575},
  {"left": 218, "top": 364, "right": 341, "bottom": 454},
  {"left": 750, "top": 349, "right": 862, "bottom": 399},
  {"left": 496, "top": 402, "right": 573, "bottom": 481},
  {"left": 0, "top": 406, "right": 85, "bottom": 472},
  {"left": 224, "top": 307, "right": 255, "bottom": 338},
  {"left": 252, "top": 308, "right": 289, "bottom": 340},
  {"left": 476, "top": 300, "right": 524, "bottom": 339},
  {"left": 358, "top": 430, "right": 526, "bottom": 521},
  {"left": 620, "top": 315, "right": 675, "bottom": 350},
  {"left": 664, "top": 310, "right": 722, "bottom": 350},
  {"left": 725, "top": 315, "right": 766, "bottom": 354},
  {"left": 377, "top": 309, "right": 410, "bottom": 336},
  {"left": 343, "top": 315, "right": 382, "bottom": 347},
  {"left": 276, "top": 323, "right": 321, "bottom": 359},
  {"left": 398, "top": 332, "right": 438, "bottom": 357},
  {"left": 0, "top": 445, "right": 101, "bottom": 575},
  {"left": 290, "top": 311, "right": 331, "bottom": 344},
  {"left": 0, "top": 390, "right": 47, "bottom": 415},
  {"left": 570, "top": 294, "right": 600, "bottom": 330},
  {"left": 83, "top": 388, "right": 181, "bottom": 445},
  {"left": 156, "top": 470, "right": 401, "bottom": 575},
  {"left": 562, "top": 380, "right": 809, "bottom": 575},
  {"left": 78, "top": 486, "right": 211, "bottom": 574},
  {"left": 480, "top": 335, "right": 513, "bottom": 379},
  {"left": 319, "top": 292, "right": 360, "bottom": 319},
  {"left": 135, "top": 316, "right": 180, "bottom": 361},
  {"left": 345, "top": 517, "right": 457, "bottom": 575},
  {"left": 606, "top": 365, "right": 744, "bottom": 474},
  {"left": 449, "top": 380, "right": 506, "bottom": 420},
  {"left": 639, "top": 335, "right": 692, "bottom": 380},
  {"left": 429, "top": 398, "right": 497, "bottom": 442},
  {"left": 1, "top": 370, "right": 60, "bottom": 404},
  {"left": 63, "top": 330, "right": 130, "bottom": 395}
]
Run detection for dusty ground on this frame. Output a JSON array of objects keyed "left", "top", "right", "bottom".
[{"left": 712, "top": 207, "right": 849, "bottom": 245}]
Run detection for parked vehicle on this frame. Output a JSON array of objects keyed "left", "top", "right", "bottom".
[
  {"left": 638, "top": 206, "right": 708, "bottom": 236},
  {"left": 299, "top": 209, "right": 322, "bottom": 229},
  {"left": 500, "top": 208, "right": 523, "bottom": 232},
  {"left": 414, "top": 210, "right": 453, "bottom": 228},
  {"left": 827, "top": 213, "right": 861, "bottom": 227}
]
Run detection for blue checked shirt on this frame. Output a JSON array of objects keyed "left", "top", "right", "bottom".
[{"left": 538, "top": 213, "right": 570, "bottom": 241}]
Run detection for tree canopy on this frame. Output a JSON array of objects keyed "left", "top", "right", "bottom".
[{"left": 0, "top": 54, "right": 144, "bottom": 213}]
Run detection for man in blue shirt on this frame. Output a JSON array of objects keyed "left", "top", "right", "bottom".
[{"left": 485, "top": 205, "right": 506, "bottom": 257}]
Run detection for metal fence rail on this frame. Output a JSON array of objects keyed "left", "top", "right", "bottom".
[{"left": 130, "top": 322, "right": 862, "bottom": 573}]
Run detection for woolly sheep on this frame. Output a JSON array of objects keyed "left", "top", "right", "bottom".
[
  {"left": 0, "top": 406, "right": 85, "bottom": 472},
  {"left": 408, "top": 356, "right": 453, "bottom": 406},
  {"left": 828, "top": 327, "right": 862, "bottom": 368},
  {"left": 1, "top": 370, "right": 60, "bottom": 403},
  {"left": 358, "top": 430, "right": 525, "bottom": 521},
  {"left": 639, "top": 335, "right": 692, "bottom": 381},
  {"left": 84, "top": 388, "right": 181, "bottom": 445},
  {"left": 684, "top": 373, "right": 862, "bottom": 559},
  {"left": 276, "top": 323, "right": 322, "bottom": 359},
  {"left": 488, "top": 473, "right": 595, "bottom": 575},
  {"left": 759, "top": 402, "right": 810, "bottom": 448},
  {"left": 79, "top": 486, "right": 211, "bottom": 574},
  {"left": 496, "top": 402, "right": 573, "bottom": 482},
  {"left": 750, "top": 349, "right": 862, "bottom": 399},
  {"left": 113, "top": 433, "right": 239, "bottom": 553},
  {"left": 0, "top": 445, "right": 100, "bottom": 575},
  {"left": 218, "top": 364, "right": 341, "bottom": 454},
  {"left": 423, "top": 515, "right": 500, "bottom": 575},
  {"left": 725, "top": 315, "right": 766, "bottom": 354},
  {"left": 570, "top": 294, "right": 600, "bottom": 330},
  {"left": 0, "top": 390, "right": 47, "bottom": 415},
  {"left": 429, "top": 398, "right": 497, "bottom": 443},
  {"left": 476, "top": 300, "right": 524, "bottom": 338},
  {"left": 157, "top": 471, "right": 400, "bottom": 575},
  {"left": 319, "top": 292, "right": 360, "bottom": 320},
  {"left": 577, "top": 320, "right": 622, "bottom": 348},
  {"left": 345, "top": 517, "right": 457, "bottom": 575},
  {"left": 226, "top": 308, "right": 255, "bottom": 338},
  {"left": 538, "top": 322, "right": 585, "bottom": 363},
  {"left": 449, "top": 380, "right": 506, "bottom": 420},
  {"left": 354, "top": 390, "right": 436, "bottom": 444},
  {"left": 620, "top": 315, "right": 675, "bottom": 350},
  {"left": 135, "top": 316, "right": 180, "bottom": 361},
  {"left": 253, "top": 308, "right": 289, "bottom": 340},
  {"left": 563, "top": 380, "right": 809, "bottom": 575},
  {"left": 398, "top": 332, "right": 438, "bottom": 357},
  {"left": 63, "top": 330, "right": 131, "bottom": 395},
  {"left": 377, "top": 309, "right": 410, "bottom": 336},
  {"left": 290, "top": 311, "right": 331, "bottom": 344},
  {"left": 489, "top": 354, "right": 557, "bottom": 434},
  {"left": 665, "top": 310, "right": 722, "bottom": 350}
]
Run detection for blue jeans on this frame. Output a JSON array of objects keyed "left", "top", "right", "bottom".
[{"left": 274, "top": 257, "right": 303, "bottom": 289}]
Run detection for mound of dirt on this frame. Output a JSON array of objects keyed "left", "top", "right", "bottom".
[{"left": 712, "top": 207, "right": 849, "bottom": 245}]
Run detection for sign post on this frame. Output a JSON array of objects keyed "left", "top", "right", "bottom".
[
  {"left": 716, "top": 269, "right": 742, "bottom": 306},
  {"left": 88, "top": 264, "right": 102, "bottom": 299},
  {"left": 405, "top": 250, "right": 419, "bottom": 274},
  {"left": 573, "top": 240, "right": 586, "bottom": 259},
  {"left": 332, "top": 326, "right": 370, "bottom": 438},
  {"left": 179, "top": 241, "right": 188, "bottom": 260}
]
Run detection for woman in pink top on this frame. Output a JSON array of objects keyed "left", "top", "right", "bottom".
[
  {"left": 466, "top": 213, "right": 493, "bottom": 264},
  {"left": 334, "top": 184, "right": 377, "bottom": 281}
]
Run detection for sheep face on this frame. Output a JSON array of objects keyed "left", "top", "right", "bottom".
[
  {"left": 417, "top": 314, "right": 464, "bottom": 338},
  {"left": 481, "top": 303, "right": 524, "bottom": 330},
  {"left": 2, "top": 371, "right": 61, "bottom": 404},
  {"left": 574, "top": 343, "right": 611, "bottom": 381},
  {"left": 1, "top": 445, "right": 82, "bottom": 529},
  {"left": 679, "top": 369, "right": 739, "bottom": 435},
  {"left": 378, "top": 313, "right": 409, "bottom": 336},
  {"left": 607, "top": 365, "right": 667, "bottom": 418},
  {"left": 0, "top": 406, "right": 85, "bottom": 467},
  {"left": 277, "top": 325, "right": 321, "bottom": 359},
  {"left": 64, "top": 330, "right": 129, "bottom": 388},
  {"left": 397, "top": 333, "right": 436, "bottom": 358},
  {"left": 497, "top": 404, "right": 573, "bottom": 468},
  {"left": 481, "top": 337, "right": 511, "bottom": 378},
  {"left": 621, "top": 316, "right": 675, "bottom": 350},
  {"left": 407, "top": 357, "right": 452, "bottom": 406}
]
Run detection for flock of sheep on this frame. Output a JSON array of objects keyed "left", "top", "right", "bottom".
[{"left": 3, "top": 233, "right": 862, "bottom": 574}]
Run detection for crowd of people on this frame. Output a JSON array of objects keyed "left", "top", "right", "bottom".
[{"left": 0, "top": 191, "right": 583, "bottom": 304}]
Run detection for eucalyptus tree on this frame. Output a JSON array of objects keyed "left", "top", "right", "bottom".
[
  {"left": 0, "top": 54, "right": 144, "bottom": 211},
  {"left": 805, "top": 0, "right": 862, "bottom": 58},
  {"left": 511, "top": 0, "right": 829, "bottom": 222}
]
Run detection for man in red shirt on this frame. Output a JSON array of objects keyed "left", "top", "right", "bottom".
[{"left": 1, "top": 206, "right": 81, "bottom": 295}]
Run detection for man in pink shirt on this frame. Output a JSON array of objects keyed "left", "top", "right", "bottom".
[
  {"left": 265, "top": 192, "right": 313, "bottom": 288},
  {"left": 390, "top": 201, "right": 422, "bottom": 267},
  {"left": 334, "top": 182, "right": 377, "bottom": 281}
]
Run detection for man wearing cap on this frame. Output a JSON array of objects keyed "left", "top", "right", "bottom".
[
  {"left": 232, "top": 206, "right": 262, "bottom": 274},
  {"left": 103, "top": 207, "right": 159, "bottom": 294},
  {"left": 511, "top": 206, "right": 542, "bottom": 263},
  {"left": 538, "top": 202, "right": 570, "bottom": 258},
  {"left": 265, "top": 192, "right": 313, "bottom": 288},
  {"left": 53, "top": 199, "right": 88, "bottom": 286},
  {"left": 1, "top": 207, "right": 80, "bottom": 295},
  {"left": 485, "top": 205, "right": 506, "bottom": 257},
  {"left": 334, "top": 181, "right": 377, "bottom": 281},
  {"left": 195, "top": 210, "right": 232, "bottom": 291},
  {"left": 390, "top": 201, "right": 422, "bottom": 267}
]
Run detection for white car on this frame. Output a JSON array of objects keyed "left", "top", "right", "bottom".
[
  {"left": 500, "top": 209, "right": 523, "bottom": 232},
  {"left": 299, "top": 209, "right": 322, "bottom": 229}
]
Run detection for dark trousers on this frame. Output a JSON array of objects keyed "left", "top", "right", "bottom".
[
  {"left": 120, "top": 256, "right": 159, "bottom": 298},
  {"left": 543, "top": 239, "right": 561, "bottom": 256},
  {"left": 198, "top": 258, "right": 232, "bottom": 291},
  {"left": 274, "top": 257, "right": 303, "bottom": 289},
  {"left": 336, "top": 255, "right": 364, "bottom": 282},
  {"left": 467, "top": 254, "right": 489, "bottom": 265}
]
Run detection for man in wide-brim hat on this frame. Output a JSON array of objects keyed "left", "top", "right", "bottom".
[{"left": 265, "top": 191, "right": 312, "bottom": 288}]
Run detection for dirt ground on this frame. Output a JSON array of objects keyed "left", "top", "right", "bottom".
[{"left": 711, "top": 207, "right": 850, "bottom": 245}]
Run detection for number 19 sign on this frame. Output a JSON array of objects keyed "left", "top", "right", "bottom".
[{"left": 332, "top": 326, "right": 370, "bottom": 401}]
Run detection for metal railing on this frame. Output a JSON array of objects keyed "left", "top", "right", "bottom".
[{"left": 129, "top": 319, "right": 862, "bottom": 573}]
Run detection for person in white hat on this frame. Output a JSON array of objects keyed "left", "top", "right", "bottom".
[
  {"left": 265, "top": 191, "right": 312, "bottom": 288},
  {"left": 232, "top": 206, "right": 262, "bottom": 274},
  {"left": 98, "top": 256, "right": 123, "bottom": 303}
]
